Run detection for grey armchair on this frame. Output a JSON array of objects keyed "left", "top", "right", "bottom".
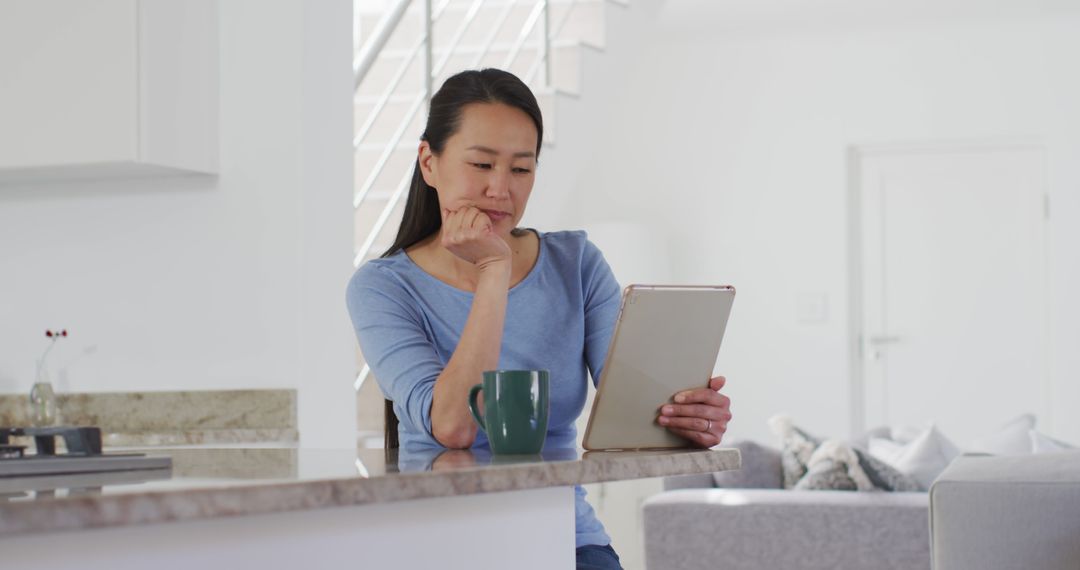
[{"left": 930, "top": 451, "right": 1080, "bottom": 570}]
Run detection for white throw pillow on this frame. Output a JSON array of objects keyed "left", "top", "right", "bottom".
[
  {"left": 889, "top": 424, "right": 925, "bottom": 445},
  {"left": 869, "top": 424, "right": 960, "bottom": 490},
  {"left": 868, "top": 437, "right": 906, "bottom": 460},
  {"left": 1030, "top": 430, "right": 1076, "bottom": 453},
  {"left": 967, "top": 414, "right": 1036, "bottom": 456}
]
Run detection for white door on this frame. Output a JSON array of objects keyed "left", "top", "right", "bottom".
[{"left": 854, "top": 142, "right": 1050, "bottom": 447}]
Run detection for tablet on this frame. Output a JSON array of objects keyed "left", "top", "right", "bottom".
[{"left": 582, "top": 284, "right": 735, "bottom": 451}]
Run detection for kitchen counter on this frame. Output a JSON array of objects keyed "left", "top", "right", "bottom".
[{"left": 0, "top": 446, "right": 739, "bottom": 537}]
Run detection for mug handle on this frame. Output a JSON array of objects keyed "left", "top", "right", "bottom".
[{"left": 468, "top": 384, "right": 485, "bottom": 430}]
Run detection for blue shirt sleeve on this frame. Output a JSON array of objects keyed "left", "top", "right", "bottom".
[
  {"left": 580, "top": 237, "right": 622, "bottom": 387},
  {"left": 346, "top": 263, "right": 441, "bottom": 439}
]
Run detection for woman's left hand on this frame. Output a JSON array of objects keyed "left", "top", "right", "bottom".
[{"left": 658, "top": 375, "right": 731, "bottom": 448}]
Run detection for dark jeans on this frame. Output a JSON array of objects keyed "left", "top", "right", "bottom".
[{"left": 576, "top": 544, "right": 623, "bottom": 570}]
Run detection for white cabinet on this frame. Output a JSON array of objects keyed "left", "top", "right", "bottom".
[{"left": 0, "top": 0, "right": 218, "bottom": 183}]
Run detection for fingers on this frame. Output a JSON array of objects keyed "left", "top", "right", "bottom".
[
  {"left": 450, "top": 207, "right": 492, "bottom": 235},
  {"left": 673, "top": 389, "right": 730, "bottom": 409},
  {"left": 709, "top": 375, "right": 726, "bottom": 391},
  {"left": 660, "top": 403, "right": 729, "bottom": 421},
  {"left": 470, "top": 209, "right": 493, "bottom": 233},
  {"left": 442, "top": 208, "right": 464, "bottom": 238},
  {"left": 445, "top": 207, "right": 477, "bottom": 234},
  {"left": 659, "top": 377, "right": 733, "bottom": 446},
  {"left": 667, "top": 426, "right": 724, "bottom": 449},
  {"left": 658, "top": 415, "right": 712, "bottom": 432},
  {"left": 675, "top": 379, "right": 729, "bottom": 403},
  {"left": 442, "top": 207, "right": 490, "bottom": 245},
  {"left": 658, "top": 409, "right": 732, "bottom": 429},
  {"left": 462, "top": 207, "right": 483, "bottom": 230},
  {"left": 438, "top": 205, "right": 513, "bottom": 266}
]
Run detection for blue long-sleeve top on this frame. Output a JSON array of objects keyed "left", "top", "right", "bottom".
[{"left": 345, "top": 229, "right": 622, "bottom": 548}]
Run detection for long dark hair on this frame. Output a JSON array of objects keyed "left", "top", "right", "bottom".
[{"left": 379, "top": 68, "right": 544, "bottom": 449}]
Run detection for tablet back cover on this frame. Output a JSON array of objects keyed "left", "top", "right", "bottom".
[{"left": 583, "top": 285, "right": 734, "bottom": 450}]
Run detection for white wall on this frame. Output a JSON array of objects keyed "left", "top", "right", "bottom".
[
  {"left": 3, "top": 0, "right": 1075, "bottom": 457},
  {"left": 0, "top": 0, "right": 356, "bottom": 449},
  {"left": 533, "top": 0, "right": 1080, "bottom": 446}
]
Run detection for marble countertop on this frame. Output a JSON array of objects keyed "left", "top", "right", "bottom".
[{"left": 0, "top": 446, "right": 740, "bottom": 537}]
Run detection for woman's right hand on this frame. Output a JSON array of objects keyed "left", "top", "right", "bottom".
[{"left": 441, "top": 206, "right": 512, "bottom": 270}]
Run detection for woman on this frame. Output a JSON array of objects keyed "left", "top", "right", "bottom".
[{"left": 346, "top": 68, "right": 732, "bottom": 570}]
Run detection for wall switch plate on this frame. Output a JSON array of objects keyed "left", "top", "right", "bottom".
[{"left": 796, "top": 292, "right": 829, "bottom": 324}]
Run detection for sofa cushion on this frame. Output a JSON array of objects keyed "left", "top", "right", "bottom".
[
  {"left": 930, "top": 451, "right": 1080, "bottom": 570},
  {"left": 851, "top": 425, "right": 892, "bottom": 450},
  {"left": 793, "top": 440, "right": 865, "bottom": 491},
  {"left": 767, "top": 415, "right": 821, "bottom": 489},
  {"left": 769, "top": 415, "right": 920, "bottom": 492},
  {"left": 855, "top": 445, "right": 923, "bottom": 492},
  {"left": 967, "top": 413, "right": 1035, "bottom": 456},
  {"left": 870, "top": 424, "right": 960, "bottom": 490},
  {"left": 644, "top": 489, "right": 930, "bottom": 570},
  {"left": 1030, "top": 430, "right": 1075, "bottom": 453},
  {"left": 712, "top": 440, "right": 783, "bottom": 489}
]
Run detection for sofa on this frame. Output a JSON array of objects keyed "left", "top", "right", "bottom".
[
  {"left": 642, "top": 440, "right": 931, "bottom": 570},
  {"left": 930, "top": 450, "right": 1080, "bottom": 570}
]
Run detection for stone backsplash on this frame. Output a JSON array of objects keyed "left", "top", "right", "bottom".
[{"left": 0, "top": 389, "right": 297, "bottom": 446}]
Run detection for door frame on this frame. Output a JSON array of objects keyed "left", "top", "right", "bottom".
[{"left": 845, "top": 136, "right": 1049, "bottom": 437}]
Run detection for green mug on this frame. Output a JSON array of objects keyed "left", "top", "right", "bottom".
[{"left": 468, "top": 370, "right": 549, "bottom": 455}]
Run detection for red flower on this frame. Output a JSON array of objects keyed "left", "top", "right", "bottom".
[
  {"left": 46, "top": 330, "right": 53, "bottom": 338},
  {"left": 61, "top": 330, "right": 68, "bottom": 337}
]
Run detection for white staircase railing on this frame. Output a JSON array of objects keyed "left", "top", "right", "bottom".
[
  {"left": 351, "top": 0, "right": 611, "bottom": 404},
  {"left": 352, "top": 0, "right": 570, "bottom": 268}
]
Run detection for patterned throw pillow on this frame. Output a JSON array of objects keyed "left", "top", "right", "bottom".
[
  {"left": 794, "top": 440, "right": 873, "bottom": 491},
  {"left": 854, "top": 446, "right": 922, "bottom": 492},
  {"left": 767, "top": 415, "right": 821, "bottom": 489},
  {"left": 768, "top": 414, "right": 921, "bottom": 492}
]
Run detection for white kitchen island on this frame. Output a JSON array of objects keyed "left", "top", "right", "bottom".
[{"left": 0, "top": 446, "right": 740, "bottom": 569}]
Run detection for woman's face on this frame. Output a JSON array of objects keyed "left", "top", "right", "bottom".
[{"left": 419, "top": 102, "right": 539, "bottom": 239}]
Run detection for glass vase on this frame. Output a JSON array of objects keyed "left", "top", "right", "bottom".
[{"left": 29, "top": 377, "right": 57, "bottom": 427}]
